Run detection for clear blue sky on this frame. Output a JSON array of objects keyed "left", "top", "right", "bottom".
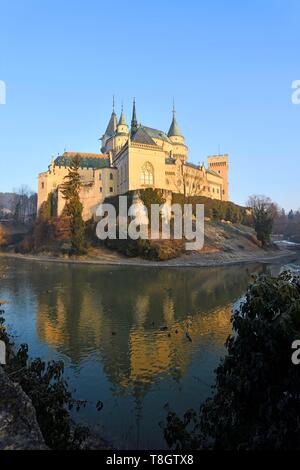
[{"left": 0, "top": 0, "right": 299, "bottom": 210}]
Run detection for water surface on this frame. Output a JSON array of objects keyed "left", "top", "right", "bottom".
[{"left": 0, "top": 256, "right": 298, "bottom": 448}]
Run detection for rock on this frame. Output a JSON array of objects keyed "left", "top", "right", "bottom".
[{"left": 0, "top": 367, "right": 48, "bottom": 450}]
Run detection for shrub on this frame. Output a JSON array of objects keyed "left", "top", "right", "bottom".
[
  {"left": 163, "top": 272, "right": 300, "bottom": 450},
  {"left": 0, "top": 304, "right": 102, "bottom": 450},
  {"left": 247, "top": 195, "right": 277, "bottom": 247},
  {"left": 171, "top": 194, "right": 246, "bottom": 224}
]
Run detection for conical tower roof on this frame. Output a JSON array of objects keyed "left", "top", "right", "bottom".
[
  {"left": 118, "top": 104, "right": 127, "bottom": 126},
  {"left": 104, "top": 96, "right": 117, "bottom": 136},
  {"left": 105, "top": 112, "right": 117, "bottom": 136},
  {"left": 167, "top": 103, "right": 182, "bottom": 137},
  {"left": 131, "top": 98, "right": 138, "bottom": 134}
]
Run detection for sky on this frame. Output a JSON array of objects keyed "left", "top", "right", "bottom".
[{"left": 0, "top": 0, "right": 299, "bottom": 210}]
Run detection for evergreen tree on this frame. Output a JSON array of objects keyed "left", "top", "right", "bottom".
[
  {"left": 164, "top": 272, "right": 300, "bottom": 450},
  {"left": 247, "top": 195, "right": 277, "bottom": 247},
  {"left": 61, "top": 155, "right": 87, "bottom": 254}
]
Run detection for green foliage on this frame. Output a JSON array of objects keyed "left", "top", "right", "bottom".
[
  {"left": 139, "top": 188, "right": 165, "bottom": 218},
  {"left": 171, "top": 193, "right": 246, "bottom": 224},
  {"left": 254, "top": 215, "right": 273, "bottom": 246},
  {"left": 163, "top": 272, "right": 300, "bottom": 450},
  {"left": 61, "top": 155, "right": 87, "bottom": 255},
  {"left": 105, "top": 188, "right": 165, "bottom": 222},
  {"left": 0, "top": 305, "right": 101, "bottom": 450},
  {"left": 105, "top": 237, "right": 184, "bottom": 261},
  {"left": 105, "top": 190, "right": 247, "bottom": 225},
  {"left": 39, "top": 193, "right": 52, "bottom": 220},
  {"left": 247, "top": 195, "right": 277, "bottom": 247}
]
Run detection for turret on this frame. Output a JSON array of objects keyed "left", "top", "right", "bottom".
[
  {"left": 101, "top": 96, "right": 118, "bottom": 153},
  {"left": 167, "top": 103, "right": 184, "bottom": 144},
  {"left": 117, "top": 103, "right": 129, "bottom": 135}
]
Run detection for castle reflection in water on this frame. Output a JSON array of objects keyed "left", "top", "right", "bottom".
[
  {"left": 31, "top": 263, "right": 263, "bottom": 393},
  {"left": 0, "top": 258, "right": 268, "bottom": 447}
]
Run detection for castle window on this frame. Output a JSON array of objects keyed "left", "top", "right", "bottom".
[
  {"left": 41, "top": 182, "right": 44, "bottom": 189},
  {"left": 99, "top": 173, "right": 102, "bottom": 180},
  {"left": 110, "top": 173, "right": 113, "bottom": 180},
  {"left": 110, "top": 187, "right": 113, "bottom": 193},
  {"left": 140, "top": 162, "right": 154, "bottom": 185},
  {"left": 100, "top": 187, "right": 102, "bottom": 193}
]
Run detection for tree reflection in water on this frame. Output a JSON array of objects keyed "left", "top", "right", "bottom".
[{"left": 0, "top": 258, "right": 269, "bottom": 449}]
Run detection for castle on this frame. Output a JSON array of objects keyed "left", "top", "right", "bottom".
[{"left": 37, "top": 99, "right": 229, "bottom": 220}]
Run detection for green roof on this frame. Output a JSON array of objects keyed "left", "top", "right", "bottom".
[
  {"left": 184, "top": 162, "right": 199, "bottom": 169},
  {"left": 206, "top": 168, "right": 222, "bottom": 178},
  {"left": 132, "top": 126, "right": 157, "bottom": 146},
  {"left": 104, "top": 111, "right": 117, "bottom": 137},
  {"left": 118, "top": 110, "right": 127, "bottom": 126},
  {"left": 55, "top": 155, "right": 111, "bottom": 169},
  {"left": 168, "top": 116, "right": 182, "bottom": 137},
  {"left": 142, "top": 126, "right": 172, "bottom": 143}
]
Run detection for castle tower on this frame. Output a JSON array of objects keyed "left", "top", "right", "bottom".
[
  {"left": 207, "top": 154, "right": 229, "bottom": 201},
  {"left": 117, "top": 103, "right": 129, "bottom": 135},
  {"left": 167, "top": 103, "right": 184, "bottom": 145},
  {"left": 167, "top": 103, "right": 188, "bottom": 161},
  {"left": 101, "top": 96, "right": 118, "bottom": 153},
  {"left": 111, "top": 103, "right": 130, "bottom": 156}
]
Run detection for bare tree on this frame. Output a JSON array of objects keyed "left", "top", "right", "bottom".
[{"left": 13, "top": 186, "right": 37, "bottom": 224}]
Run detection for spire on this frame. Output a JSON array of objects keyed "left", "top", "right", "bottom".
[
  {"left": 131, "top": 98, "right": 138, "bottom": 134},
  {"left": 118, "top": 101, "right": 127, "bottom": 126},
  {"left": 167, "top": 101, "right": 182, "bottom": 137},
  {"left": 104, "top": 95, "right": 117, "bottom": 136}
]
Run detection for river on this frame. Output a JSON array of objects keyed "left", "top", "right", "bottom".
[{"left": 0, "top": 255, "right": 299, "bottom": 449}]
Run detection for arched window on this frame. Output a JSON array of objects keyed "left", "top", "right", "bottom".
[{"left": 140, "top": 162, "right": 154, "bottom": 185}]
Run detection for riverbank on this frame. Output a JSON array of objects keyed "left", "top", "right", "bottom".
[
  {"left": 0, "top": 367, "right": 48, "bottom": 450},
  {"left": 0, "top": 303, "right": 112, "bottom": 450},
  {"left": 0, "top": 245, "right": 296, "bottom": 268},
  {"left": 3, "top": 220, "right": 295, "bottom": 268}
]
